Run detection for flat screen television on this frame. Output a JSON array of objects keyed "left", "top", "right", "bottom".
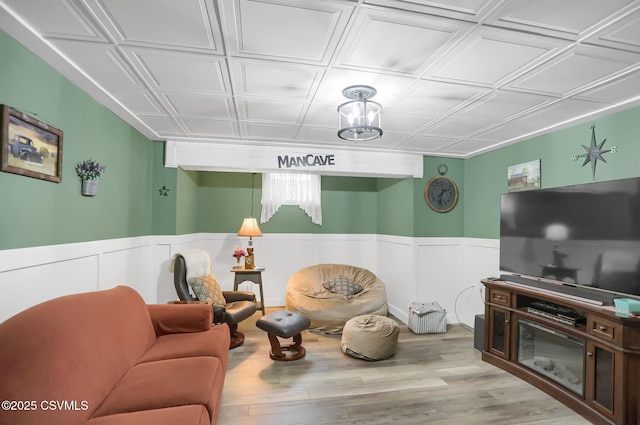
[{"left": 500, "top": 176, "right": 640, "bottom": 304}]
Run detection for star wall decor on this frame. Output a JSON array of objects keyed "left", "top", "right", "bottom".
[
  {"left": 574, "top": 124, "right": 613, "bottom": 179},
  {"left": 158, "top": 185, "right": 170, "bottom": 196}
]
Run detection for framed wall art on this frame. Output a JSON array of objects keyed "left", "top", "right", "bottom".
[
  {"left": 507, "top": 159, "right": 540, "bottom": 192},
  {"left": 1, "top": 105, "right": 63, "bottom": 183}
]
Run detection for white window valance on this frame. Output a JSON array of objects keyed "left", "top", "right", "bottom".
[{"left": 261, "top": 173, "right": 322, "bottom": 225}]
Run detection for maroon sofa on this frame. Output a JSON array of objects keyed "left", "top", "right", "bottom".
[{"left": 0, "top": 286, "right": 230, "bottom": 425}]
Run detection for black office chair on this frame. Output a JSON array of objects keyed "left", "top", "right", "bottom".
[{"left": 173, "top": 253, "right": 257, "bottom": 349}]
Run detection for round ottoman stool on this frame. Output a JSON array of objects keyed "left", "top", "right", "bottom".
[
  {"left": 341, "top": 314, "right": 399, "bottom": 361},
  {"left": 256, "top": 310, "right": 311, "bottom": 361}
]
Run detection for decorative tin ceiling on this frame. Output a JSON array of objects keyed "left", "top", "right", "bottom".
[{"left": 1, "top": 0, "right": 640, "bottom": 157}]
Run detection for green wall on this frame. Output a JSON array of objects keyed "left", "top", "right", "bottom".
[
  {"left": 0, "top": 30, "right": 154, "bottom": 250},
  {"left": 377, "top": 177, "right": 414, "bottom": 236},
  {"left": 186, "top": 107, "right": 640, "bottom": 240},
  {"left": 151, "top": 142, "right": 177, "bottom": 235},
  {"left": 176, "top": 169, "right": 199, "bottom": 234},
  {"left": 4, "top": 26, "right": 640, "bottom": 250},
  {"left": 375, "top": 156, "right": 466, "bottom": 237},
  {"left": 414, "top": 156, "right": 465, "bottom": 237},
  {"left": 197, "top": 172, "right": 255, "bottom": 233},
  {"left": 196, "top": 173, "right": 378, "bottom": 234},
  {"left": 465, "top": 105, "right": 640, "bottom": 239}
]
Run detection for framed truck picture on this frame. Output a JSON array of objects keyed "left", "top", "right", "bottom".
[{"left": 1, "top": 105, "right": 63, "bottom": 183}]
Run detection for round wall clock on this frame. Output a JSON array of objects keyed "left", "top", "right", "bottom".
[{"left": 424, "top": 166, "right": 458, "bottom": 213}]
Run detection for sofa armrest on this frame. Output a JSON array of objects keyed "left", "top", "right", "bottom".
[
  {"left": 147, "top": 303, "right": 212, "bottom": 336},
  {"left": 223, "top": 291, "right": 256, "bottom": 303}
]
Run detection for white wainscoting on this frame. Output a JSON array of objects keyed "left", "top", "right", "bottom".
[
  {"left": 378, "top": 236, "right": 500, "bottom": 326},
  {"left": 0, "top": 234, "right": 499, "bottom": 325},
  {"left": 0, "top": 237, "right": 158, "bottom": 322},
  {"left": 158, "top": 233, "right": 378, "bottom": 309},
  {"left": 377, "top": 235, "right": 415, "bottom": 322},
  {"left": 459, "top": 238, "right": 501, "bottom": 327}
]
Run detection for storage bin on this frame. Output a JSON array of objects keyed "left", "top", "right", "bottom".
[
  {"left": 614, "top": 298, "right": 640, "bottom": 314},
  {"left": 408, "top": 301, "right": 447, "bottom": 334}
]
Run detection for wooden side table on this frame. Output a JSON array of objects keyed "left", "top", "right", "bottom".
[{"left": 231, "top": 268, "right": 266, "bottom": 315}]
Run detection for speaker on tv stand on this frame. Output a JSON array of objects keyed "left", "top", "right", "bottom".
[{"left": 473, "top": 314, "right": 485, "bottom": 351}]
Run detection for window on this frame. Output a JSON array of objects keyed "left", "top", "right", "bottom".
[{"left": 261, "top": 173, "right": 322, "bottom": 225}]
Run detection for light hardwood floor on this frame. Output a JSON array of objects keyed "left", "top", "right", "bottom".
[{"left": 218, "top": 308, "right": 591, "bottom": 425}]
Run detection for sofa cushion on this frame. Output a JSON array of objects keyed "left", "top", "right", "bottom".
[
  {"left": 137, "top": 324, "right": 230, "bottom": 365},
  {"left": 188, "top": 274, "right": 226, "bottom": 306},
  {"left": 87, "top": 405, "right": 210, "bottom": 425},
  {"left": 93, "top": 357, "right": 223, "bottom": 420}
]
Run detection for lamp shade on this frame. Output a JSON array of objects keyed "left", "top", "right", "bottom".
[
  {"left": 545, "top": 223, "right": 569, "bottom": 241},
  {"left": 237, "top": 217, "right": 263, "bottom": 237}
]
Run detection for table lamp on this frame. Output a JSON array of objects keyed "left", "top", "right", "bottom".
[{"left": 238, "top": 217, "right": 262, "bottom": 269}]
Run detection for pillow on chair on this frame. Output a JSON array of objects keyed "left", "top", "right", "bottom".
[
  {"left": 323, "top": 276, "right": 363, "bottom": 297},
  {"left": 187, "top": 274, "right": 226, "bottom": 306}
]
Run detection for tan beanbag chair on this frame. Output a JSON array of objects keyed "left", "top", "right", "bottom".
[
  {"left": 285, "top": 264, "right": 388, "bottom": 334},
  {"left": 341, "top": 315, "right": 399, "bottom": 361}
]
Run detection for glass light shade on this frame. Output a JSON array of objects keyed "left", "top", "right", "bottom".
[
  {"left": 237, "top": 217, "right": 262, "bottom": 238},
  {"left": 337, "top": 98, "right": 383, "bottom": 141}
]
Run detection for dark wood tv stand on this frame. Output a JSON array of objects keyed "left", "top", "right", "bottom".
[{"left": 482, "top": 278, "right": 640, "bottom": 425}]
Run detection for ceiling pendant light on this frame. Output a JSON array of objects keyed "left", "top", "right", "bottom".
[{"left": 337, "top": 85, "right": 383, "bottom": 141}]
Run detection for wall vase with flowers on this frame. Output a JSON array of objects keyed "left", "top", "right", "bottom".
[
  {"left": 76, "top": 159, "right": 106, "bottom": 197},
  {"left": 232, "top": 247, "right": 246, "bottom": 269}
]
